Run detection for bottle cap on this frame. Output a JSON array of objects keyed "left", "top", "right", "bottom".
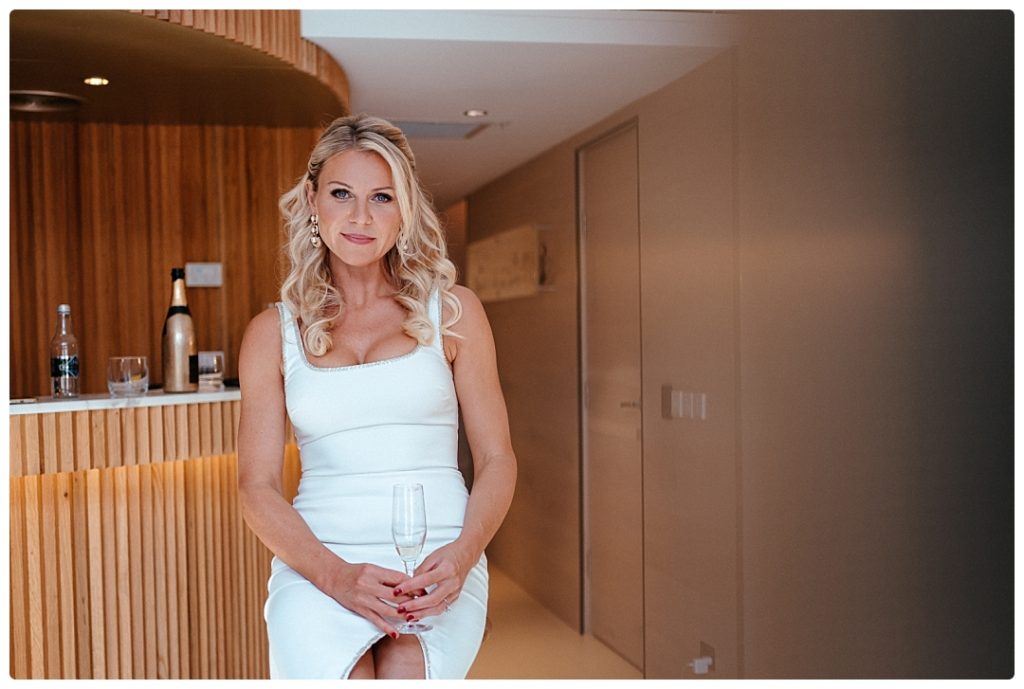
[
  {"left": 171, "top": 267, "right": 185, "bottom": 279},
  {"left": 57, "top": 304, "right": 71, "bottom": 314}
]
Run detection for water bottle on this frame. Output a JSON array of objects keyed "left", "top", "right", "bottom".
[{"left": 50, "top": 303, "right": 80, "bottom": 398}]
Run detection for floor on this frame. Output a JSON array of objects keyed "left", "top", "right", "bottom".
[{"left": 466, "top": 566, "right": 643, "bottom": 680}]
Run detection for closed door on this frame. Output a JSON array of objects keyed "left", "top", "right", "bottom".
[{"left": 578, "top": 123, "right": 644, "bottom": 671}]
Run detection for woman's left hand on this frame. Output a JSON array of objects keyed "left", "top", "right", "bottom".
[{"left": 392, "top": 540, "right": 478, "bottom": 621}]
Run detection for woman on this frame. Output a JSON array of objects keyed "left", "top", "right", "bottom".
[{"left": 237, "top": 114, "right": 517, "bottom": 679}]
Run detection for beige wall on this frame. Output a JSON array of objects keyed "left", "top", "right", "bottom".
[
  {"left": 469, "top": 11, "right": 1011, "bottom": 679},
  {"left": 440, "top": 199, "right": 469, "bottom": 281},
  {"left": 736, "top": 12, "right": 1011, "bottom": 678},
  {"left": 468, "top": 151, "right": 582, "bottom": 627},
  {"left": 636, "top": 48, "right": 739, "bottom": 678}
]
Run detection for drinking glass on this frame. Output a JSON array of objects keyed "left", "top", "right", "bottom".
[
  {"left": 198, "top": 350, "right": 225, "bottom": 391},
  {"left": 107, "top": 356, "right": 149, "bottom": 397},
  {"left": 392, "top": 483, "right": 432, "bottom": 633}
]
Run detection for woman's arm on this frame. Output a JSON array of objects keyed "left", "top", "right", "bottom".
[
  {"left": 396, "top": 286, "right": 517, "bottom": 616},
  {"left": 236, "top": 308, "right": 409, "bottom": 638}
]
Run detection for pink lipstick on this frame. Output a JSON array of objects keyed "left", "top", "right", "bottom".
[{"left": 341, "top": 233, "right": 374, "bottom": 245}]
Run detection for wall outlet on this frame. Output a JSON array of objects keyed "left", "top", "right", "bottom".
[
  {"left": 688, "top": 642, "right": 716, "bottom": 674},
  {"left": 689, "top": 656, "right": 713, "bottom": 674}
]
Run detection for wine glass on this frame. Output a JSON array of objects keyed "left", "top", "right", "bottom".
[{"left": 392, "top": 483, "right": 432, "bottom": 633}]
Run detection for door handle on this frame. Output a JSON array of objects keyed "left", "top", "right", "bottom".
[{"left": 619, "top": 400, "right": 641, "bottom": 408}]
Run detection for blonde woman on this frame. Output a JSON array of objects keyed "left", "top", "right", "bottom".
[{"left": 237, "top": 114, "right": 516, "bottom": 679}]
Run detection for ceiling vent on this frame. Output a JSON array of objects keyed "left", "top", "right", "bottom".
[
  {"left": 11, "top": 90, "right": 84, "bottom": 113},
  {"left": 392, "top": 120, "right": 488, "bottom": 140}
]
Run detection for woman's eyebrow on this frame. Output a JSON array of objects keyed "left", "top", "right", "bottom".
[{"left": 324, "top": 181, "right": 394, "bottom": 192}]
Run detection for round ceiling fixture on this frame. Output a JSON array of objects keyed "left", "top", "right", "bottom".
[
  {"left": 10, "top": 90, "right": 85, "bottom": 113},
  {"left": 83, "top": 76, "right": 110, "bottom": 86},
  {"left": 463, "top": 109, "right": 488, "bottom": 118}
]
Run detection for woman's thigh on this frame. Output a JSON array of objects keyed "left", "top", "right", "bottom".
[{"left": 348, "top": 649, "right": 376, "bottom": 679}]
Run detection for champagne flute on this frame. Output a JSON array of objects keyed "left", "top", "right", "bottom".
[{"left": 392, "top": 483, "right": 433, "bottom": 633}]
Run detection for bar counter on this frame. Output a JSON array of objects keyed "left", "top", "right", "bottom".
[
  {"left": 9, "top": 388, "right": 299, "bottom": 679},
  {"left": 10, "top": 389, "right": 242, "bottom": 415}
]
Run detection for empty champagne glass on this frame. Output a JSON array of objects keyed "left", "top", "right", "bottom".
[{"left": 392, "top": 483, "right": 432, "bottom": 633}]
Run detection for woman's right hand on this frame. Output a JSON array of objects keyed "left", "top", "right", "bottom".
[{"left": 321, "top": 560, "right": 414, "bottom": 639}]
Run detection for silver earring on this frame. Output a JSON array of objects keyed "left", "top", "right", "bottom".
[
  {"left": 309, "top": 213, "right": 321, "bottom": 248},
  {"left": 398, "top": 230, "right": 411, "bottom": 256}
]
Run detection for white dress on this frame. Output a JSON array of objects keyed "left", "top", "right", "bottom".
[{"left": 264, "top": 288, "right": 488, "bottom": 679}]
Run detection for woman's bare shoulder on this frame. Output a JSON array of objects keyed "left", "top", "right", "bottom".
[
  {"left": 441, "top": 285, "right": 489, "bottom": 363},
  {"left": 240, "top": 305, "right": 283, "bottom": 367},
  {"left": 445, "top": 285, "right": 488, "bottom": 334},
  {"left": 448, "top": 285, "right": 496, "bottom": 352},
  {"left": 245, "top": 305, "right": 282, "bottom": 338},
  {"left": 449, "top": 284, "right": 484, "bottom": 315}
]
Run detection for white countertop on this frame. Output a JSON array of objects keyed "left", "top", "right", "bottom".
[{"left": 9, "top": 388, "right": 241, "bottom": 415}]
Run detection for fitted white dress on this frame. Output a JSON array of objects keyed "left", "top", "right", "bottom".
[{"left": 264, "top": 289, "right": 488, "bottom": 679}]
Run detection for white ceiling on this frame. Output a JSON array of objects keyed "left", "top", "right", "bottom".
[{"left": 301, "top": 10, "right": 737, "bottom": 210}]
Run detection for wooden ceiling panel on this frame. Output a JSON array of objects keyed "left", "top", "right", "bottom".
[{"left": 10, "top": 10, "right": 346, "bottom": 127}]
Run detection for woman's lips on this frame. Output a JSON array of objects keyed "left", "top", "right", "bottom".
[{"left": 341, "top": 233, "right": 374, "bottom": 245}]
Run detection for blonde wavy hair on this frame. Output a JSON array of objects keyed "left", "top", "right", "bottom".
[{"left": 279, "top": 113, "right": 462, "bottom": 357}]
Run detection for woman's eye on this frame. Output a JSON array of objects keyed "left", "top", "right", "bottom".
[
  {"left": 372, "top": 192, "right": 393, "bottom": 203},
  {"left": 331, "top": 188, "right": 351, "bottom": 199}
]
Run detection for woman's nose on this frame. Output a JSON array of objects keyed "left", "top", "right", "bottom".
[{"left": 349, "top": 200, "right": 371, "bottom": 225}]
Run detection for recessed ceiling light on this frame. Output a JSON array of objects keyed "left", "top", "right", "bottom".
[
  {"left": 83, "top": 76, "right": 109, "bottom": 87},
  {"left": 463, "top": 109, "right": 487, "bottom": 118}
]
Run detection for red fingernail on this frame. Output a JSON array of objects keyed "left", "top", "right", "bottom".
[
  {"left": 397, "top": 606, "right": 406, "bottom": 614},
  {"left": 406, "top": 614, "right": 416, "bottom": 621},
  {"left": 390, "top": 632, "right": 398, "bottom": 640},
  {"left": 394, "top": 588, "right": 402, "bottom": 595}
]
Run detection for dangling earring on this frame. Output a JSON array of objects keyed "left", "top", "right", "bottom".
[
  {"left": 309, "top": 213, "right": 321, "bottom": 248},
  {"left": 397, "top": 229, "right": 412, "bottom": 259}
]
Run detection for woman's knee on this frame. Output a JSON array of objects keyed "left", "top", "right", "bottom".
[{"left": 372, "top": 635, "right": 425, "bottom": 679}]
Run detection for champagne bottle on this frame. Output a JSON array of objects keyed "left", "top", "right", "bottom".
[
  {"left": 162, "top": 267, "right": 198, "bottom": 392},
  {"left": 50, "top": 303, "right": 80, "bottom": 398}
]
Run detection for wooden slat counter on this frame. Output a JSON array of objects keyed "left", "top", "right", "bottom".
[{"left": 9, "top": 390, "right": 299, "bottom": 679}]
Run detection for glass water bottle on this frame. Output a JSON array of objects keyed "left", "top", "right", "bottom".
[{"left": 50, "top": 303, "right": 80, "bottom": 398}]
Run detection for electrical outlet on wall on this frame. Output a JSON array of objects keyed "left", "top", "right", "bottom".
[{"left": 688, "top": 641, "right": 715, "bottom": 675}]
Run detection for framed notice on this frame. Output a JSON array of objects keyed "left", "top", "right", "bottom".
[{"left": 466, "top": 224, "right": 540, "bottom": 303}]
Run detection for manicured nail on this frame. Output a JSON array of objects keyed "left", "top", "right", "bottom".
[
  {"left": 394, "top": 588, "right": 403, "bottom": 595},
  {"left": 406, "top": 614, "right": 416, "bottom": 622},
  {"left": 397, "top": 606, "right": 406, "bottom": 614},
  {"left": 390, "top": 632, "right": 399, "bottom": 640}
]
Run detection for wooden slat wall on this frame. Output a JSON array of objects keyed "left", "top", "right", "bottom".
[
  {"left": 9, "top": 120, "right": 318, "bottom": 398},
  {"left": 9, "top": 401, "right": 244, "bottom": 478},
  {"left": 133, "top": 9, "right": 350, "bottom": 108},
  {"left": 9, "top": 401, "right": 302, "bottom": 679}
]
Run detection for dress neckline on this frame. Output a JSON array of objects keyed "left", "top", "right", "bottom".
[{"left": 290, "top": 315, "right": 424, "bottom": 373}]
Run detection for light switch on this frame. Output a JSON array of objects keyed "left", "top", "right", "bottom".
[
  {"left": 185, "top": 262, "right": 223, "bottom": 287},
  {"left": 661, "top": 385, "right": 708, "bottom": 420}
]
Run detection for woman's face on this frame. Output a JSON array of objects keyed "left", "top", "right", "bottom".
[{"left": 306, "top": 149, "right": 403, "bottom": 270}]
